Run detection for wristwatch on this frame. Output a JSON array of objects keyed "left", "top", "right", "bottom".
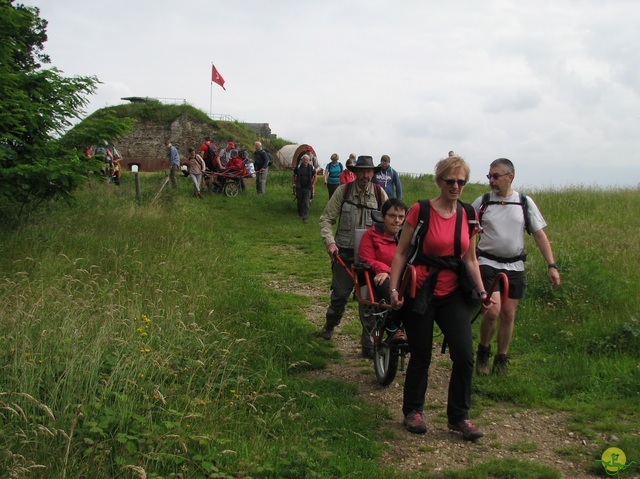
[{"left": 548, "top": 263, "right": 558, "bottom": 269}]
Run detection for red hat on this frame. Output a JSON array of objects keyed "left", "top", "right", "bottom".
[
  {"left": 305, "top": 145, "right": 313, "bottom": 151},
  {"left": 227, "top": 141, "right": 236, "bottom": 148}
]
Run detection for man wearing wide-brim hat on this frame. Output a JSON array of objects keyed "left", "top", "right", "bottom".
[{"left": 319, "top": 155, "right": 388, "bottom": 357}]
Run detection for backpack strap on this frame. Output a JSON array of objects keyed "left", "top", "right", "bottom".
[
  {"left": 479, "top": 192, "right": 531, "bottom": 235},
  {"left": 407, "top": 200, "right": 431, "bottom": 265},
  {"left": 341, "top": 182, "right": 384, "bottom": 212},
  {"left": 520, "top": 194, "right": 531, "bottom": 235},
  {"left": 409, "top": 200, "right": 476, "bottom": 265}
]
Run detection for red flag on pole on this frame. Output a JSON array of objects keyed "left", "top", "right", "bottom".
[{"left": 211, "top": 65, "right": 226, "bottom": 90}]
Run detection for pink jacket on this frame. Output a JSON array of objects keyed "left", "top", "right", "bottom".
[{"left": 358, "top": 224, "right": 397, "bottom": 275}]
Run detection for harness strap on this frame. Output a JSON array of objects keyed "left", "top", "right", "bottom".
[
  {"left": 477, "top": 250, "right": 527, "bottom": 263},
  {"left": 454, "top": 202, "right": 463, "bottom": 257}
]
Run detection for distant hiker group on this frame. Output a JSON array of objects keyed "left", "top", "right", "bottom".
[{"left": 162, "top": 137, "right": 268, "bottom": 197}]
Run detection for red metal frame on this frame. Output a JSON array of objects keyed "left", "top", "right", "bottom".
[
  {"left": 484, "top": 272, "right": 509, "bottom": 306},
  {"left": 333, "top": 255, "right": 416, "bottom": 310}
]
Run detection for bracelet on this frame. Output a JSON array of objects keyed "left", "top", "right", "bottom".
[
  {"left": 548, "top": 263, "right": 558, "bottom": 269},
  {"left": 391, "top": 288, "right": 398, "bottom": 293},
  {"left": 479, "top": 290, "right": 487, "bottom": 296}
]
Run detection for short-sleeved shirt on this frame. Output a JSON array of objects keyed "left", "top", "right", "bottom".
[
  {"left": 472, "top": 191, "right": 547, "bottom": 272},
  {"left": 406, "top": 201, "right": 476, "bottom": 297}
]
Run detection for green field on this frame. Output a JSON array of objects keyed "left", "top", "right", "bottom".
[{"left": 0, "top": 170, "right": 638, "bottom": 478}]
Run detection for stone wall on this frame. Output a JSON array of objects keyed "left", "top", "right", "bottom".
[
  {"left": 242, "top": 122, "right": 274, "bottom": 139},
  {"left": 113, "top": 111, "right": 276, "bottom": 172},
  {"left": 115, "top": 111, "right": 218, "bottom": 172}
]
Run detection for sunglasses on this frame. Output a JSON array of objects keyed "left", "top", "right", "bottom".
[
  {"left": 486, "top": 172, "right": 510, "bottom": 180},
  {"left": 442, "top": 179, "right": 467, "bottom": 186}
]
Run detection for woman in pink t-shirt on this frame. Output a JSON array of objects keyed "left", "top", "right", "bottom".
[{"left": 389, "top": 155, "right": 488, "bottom": 441}]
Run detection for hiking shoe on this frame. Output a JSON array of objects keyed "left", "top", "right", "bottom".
[
  {"left": 390, "top": 330, "right": 407, "bottom": 344},
  {"left": 476, "top": 344, "right": 491, "bottom": 376},
  {"left": 492, "top": 354, "right": 510, "bottom": 375},
  {"left": 320, "top": 324, "right": 334, "bottom": 340},
  {"left": 403, "top": 411, "right": 427, "bottom": 434},
  {"left": 448, "top": 419, "right": 484, "bottom": 441}
]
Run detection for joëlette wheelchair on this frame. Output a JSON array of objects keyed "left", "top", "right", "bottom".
[
  {"left": 334, "top": 231, "right": 417, "bottom": 386},
  {"left": 205, "top": 167, "right": 250, "bottom": 197},
  {"left": 334, "top": 223, "right": 510, "bottom": 385}
]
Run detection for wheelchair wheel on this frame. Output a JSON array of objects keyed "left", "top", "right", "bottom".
[
  {"left": 373, "top": 342, "right": 399, "bottom": 386},
  {"left": 223, "top": 180, "right": 240, "bottom": 197}
]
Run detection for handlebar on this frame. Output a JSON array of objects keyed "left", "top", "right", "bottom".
[{"left": 333, "top": 254, "right": 415, "bottom": 307}]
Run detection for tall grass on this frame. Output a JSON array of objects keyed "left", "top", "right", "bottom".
[{"left": 0, "top": 171, "right": 637, "bottom": 478}]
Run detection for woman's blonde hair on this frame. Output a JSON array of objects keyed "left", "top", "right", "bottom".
[{"left": 434, "top": 155, "right": 470, "bottom": 183}]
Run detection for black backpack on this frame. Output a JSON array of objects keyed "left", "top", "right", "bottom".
[
  {"left": 204, "top": 143, "right": 217, "bottom": 167},
  {"left": 407, "top": 200, "right": 477, "bottom": 265}
]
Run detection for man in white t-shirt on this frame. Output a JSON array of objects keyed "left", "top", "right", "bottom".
[{"left": 472, "top": 158, "right": 561, "bottom": 375}]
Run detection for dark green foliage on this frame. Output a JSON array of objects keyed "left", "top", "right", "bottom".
[
  {"left": 0, "top": 1, "right": 130, "bottom": 224},
  {"left": 60, "top": 112, "right": 135, "bottom": 153}
]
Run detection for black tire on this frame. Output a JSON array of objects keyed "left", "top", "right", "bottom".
[
  {"left": 374, "top": 342, "right": 398, "bottom": 386},
  {"left": 223, "top": 180, "right": 240, "bottom": 197}
]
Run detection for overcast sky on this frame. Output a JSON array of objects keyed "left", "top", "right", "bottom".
[{"left": 23, "top": 0, "right": 640, "bottom": 189}]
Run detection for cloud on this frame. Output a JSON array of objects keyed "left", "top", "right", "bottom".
[{"left": 18, "top": 0, "right": 640, "bottom": 188}]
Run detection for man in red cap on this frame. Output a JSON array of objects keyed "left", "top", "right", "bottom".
[{"left": 216, "top": 141, "right": 236, "bottom": 169}]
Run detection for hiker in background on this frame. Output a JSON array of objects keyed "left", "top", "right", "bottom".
[
  {"left": 389, "top": 155, "right": 486, "bottom": 440},
  {"left": 200, "top": 136, "right": 218, "bottom": 191},
  {"left": 253, "top": 141, "right": 271, "bottom": 195},
  {"left": 319, "top": 156, "right": 387, "bottom": 358},
  {"left": 212, "top": 149, "right": 245, "bottom": 193},
  {"left": 324, "top": 153, "right": 343, "bottom": 198},
  {"left": 340, "top": 157, "right": 356, "bottom": 184},
  {"left": 358, "top": 198, "right": 408, "bottom": 343},
  {"left": 95, "top": 139, "right": 114, "bottom": 179},
  {"left": 216, "top": 141, "right": 235, "bottom": 169},
  {"left": 472, "top": 158, "right": 560, "bottom": 376},
  {"left": 165, "top": 140, "right": 180, "bottom": 188},
  {"left": 200, "top": 136, "right": 217, "bottom": 171},
  {"left": 297, "top": 145, "right": 318, "bottom": 169},
  {"left": 293, "top": 145, "right": 318, "bottom": 198},
  {"left": 295, "top": 154, "right": 316, "bottom": 223},
  {"left": 373, "top": 154, "right": 403, "bottom": 199},
  {"left": 110, "top": 145, "right": 122, "bottom": 186},
  {"left": 186, "top": 147, "right": 206, "bottom": 199},
  {"left": 225, "top": 149, "right": 244, "bottom": 171}
]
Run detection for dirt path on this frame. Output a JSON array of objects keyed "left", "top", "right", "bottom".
[{"left": 287, "top": 280, "right": 599, "bottom": 478}]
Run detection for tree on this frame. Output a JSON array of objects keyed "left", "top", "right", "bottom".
[{"left": 0, "top": 1, "right": 130, "bottom": 224}]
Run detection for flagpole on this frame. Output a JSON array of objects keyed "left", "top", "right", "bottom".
[{"left": 209, "top": 62, "right": 213, "bottom": 118}]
